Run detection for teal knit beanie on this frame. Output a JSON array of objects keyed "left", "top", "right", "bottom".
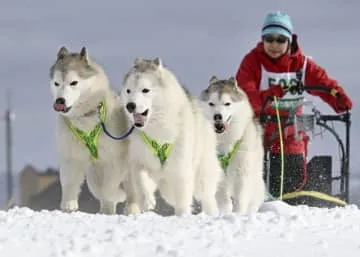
[{"left": 262, "top": 11, "right": 293, "bottom": 42}]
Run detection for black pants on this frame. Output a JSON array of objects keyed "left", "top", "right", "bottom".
[{"left": 268, "top": 153, "right": 306, "bottom": 205}]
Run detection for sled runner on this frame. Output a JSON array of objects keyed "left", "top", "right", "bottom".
[{"left": 260, "top": 82, "right": 351, "bottom": 208}]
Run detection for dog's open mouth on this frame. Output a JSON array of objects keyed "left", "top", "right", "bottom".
[
  {"left": 214, "top": 122, "right": 226, "bottom": 134},
  {"left": 53, "top": 103, "right": 72, "bottom": 113},
  {"left": 133, "top": 109, "right": 149, "bottom": 128},
  {"left": 214, "top": 116, "right": 232, "bottom": 134}
]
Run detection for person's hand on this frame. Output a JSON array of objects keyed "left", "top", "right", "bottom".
[
  {"left": 262, "top": 85, "right": 285, "bottom": 101},
  {"left": 286, "top": 83, "right": 304, "bottom": 95},
  {"left": 335, "top": 93, "right": 352, "bottom": 113}
]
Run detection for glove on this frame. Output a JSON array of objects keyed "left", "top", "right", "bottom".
[
  {"left": 286, "top": 83, "right": 304, "bottom": 95},
  {"left": 335, "top": 93, "right": 352, "bottom": 113},
  {"left": 261, "top": 85, "right": 285, "bottom": 101}
]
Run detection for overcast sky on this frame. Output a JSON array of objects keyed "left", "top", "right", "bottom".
[{"left": 0, "top": 0, "right": 359, "bottom": 205}]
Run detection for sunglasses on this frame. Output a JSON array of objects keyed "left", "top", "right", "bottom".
[{"left": 263, "top": 35, "right": 288, "bottom": 44}]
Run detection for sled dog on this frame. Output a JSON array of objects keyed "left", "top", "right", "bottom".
[
  {"left": 119, "top": 57, "right": 222, "bottom": 216},
  {"left": 200, "top": 76, "right": 266, "bottom": 214},
  {"left": 49, "top": 46, "right": 132, "bottom": 214}
]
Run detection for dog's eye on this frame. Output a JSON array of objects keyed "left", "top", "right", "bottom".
[
  {"left": 142, "top": 88, "right": 150, "bottom": 93},
  {"left": 54, "top": 82, "right": 60, "bottom": 87},
  {"left": 70, "top": 81, "right": 78, "bottom": 86},
  {"left": 224, "top": 102, "right": 231, "bottom": 106},
  {"left": 126, "top": 89, "right": 131, "bottom": 94},
  {"left": 209, "top": 102, "right": 214, "bottom": 107}
]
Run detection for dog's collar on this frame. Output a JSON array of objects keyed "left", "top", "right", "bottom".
[
  {"left": 140, "top": 132, "right": 173, "bottom": 166},
  {"left": 217, "top": 138, "right": 242, "bottom": 173},
  {"left": 65, "top": 101, "right": 107, "bottom": 161}
]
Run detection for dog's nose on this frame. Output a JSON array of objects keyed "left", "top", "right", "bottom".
[
  {"left": 126, "top": 102, "right": 136, "bottom": 113},
  {"left": 55, "top": 97, "right": 66, "bottom": 105},
  {"left": 214, "top": 114, "right": 222, "bottom": 121},
  {"left": 215, "top": 123, "right": 224, "bottom": 130}
]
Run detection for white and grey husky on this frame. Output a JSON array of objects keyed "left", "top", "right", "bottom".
[
  {"left": 49, "top": 46, "right": 132, "bottom": 214},
  {"left": 200, "top": 75, "right": 266, "bottom": 214},
  {"left": 119, "top": 57, "right": 223, "bottom": 216}
]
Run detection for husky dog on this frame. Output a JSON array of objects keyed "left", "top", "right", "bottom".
[
  {"left": 200, "top": 76, "right": 266, "bottom": 215},
  {"left": 119, "top": 57, "right": 222, "bottom": 216},
  {"left": 49, "top": 46, "right": 132, "bottom": 214}
]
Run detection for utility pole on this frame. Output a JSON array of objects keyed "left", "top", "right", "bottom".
[{"left": 4, "top": 90, "right": 15, "bottom": 207}]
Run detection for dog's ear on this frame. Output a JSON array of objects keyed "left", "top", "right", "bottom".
[
  {"left": 153, "top": 57, "right": 162, "bottom": 68},
  {"left": 228, "top": 76, "right": 237, "bottom": 87},
  {"left": 79, "top": 47, "right": 88, "bottom": 61},
  {"left": 57, "top": 46, "right": 69, "bottom": 60},
  {"left": 209, "top": 75, "right": 218, "bottom": 84},
  {"left": 134, "top": 57, "right": 142, "bottom": 66},
  {"left": 199, "top": 89, "right": 210, "bottom": 102},
  {"left": 229, "top": 76, "right": 245, "bottom": 98}
]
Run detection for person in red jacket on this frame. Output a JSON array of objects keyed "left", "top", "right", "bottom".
[{"left": 235, "top": 11, "right": 353, "bottom": 205}]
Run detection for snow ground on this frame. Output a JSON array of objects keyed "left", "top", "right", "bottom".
[{"left": 1, "top": 202, "right": 360, "bottom": 257}]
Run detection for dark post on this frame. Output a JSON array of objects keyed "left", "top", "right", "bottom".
[{"left": 4, "top": 90, "right": 14, "bottom": 206}]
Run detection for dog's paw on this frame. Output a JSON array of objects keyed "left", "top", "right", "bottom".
[
  {"left": 174, "top": 206, "right": 192, "bottom": 217},
  {"left": 218, "top": 204, "right": 233, "bottom": 216},
  {"left": 141, "top": 195, "right": 156, "bottom": 212},
  {"left": 99, "top": 201, "right": 117, "bottom": 215},
  {"left": 60, "top": 200, "right": 79, "bottom": 212},
  {"left": 125, "top": 203, "right": 141, "bottom": 215}
]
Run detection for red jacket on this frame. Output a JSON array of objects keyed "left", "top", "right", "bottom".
[{"left": 236, "top": 35, "right": 352, "bottom": 155}]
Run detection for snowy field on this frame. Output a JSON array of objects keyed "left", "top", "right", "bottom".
[{"left": 1, "top": 203, "right": 360, "bottom": 257}]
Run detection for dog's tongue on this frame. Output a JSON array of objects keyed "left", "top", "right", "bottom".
[
  {"left": 53, "top": 103, "right": 66, "bottom": 112},
  {"left": 133, "top": 113, "right": 145, "bottom": 125}
]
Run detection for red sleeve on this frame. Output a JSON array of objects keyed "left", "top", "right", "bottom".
[
  {"left": 305, "top": 58, "right": 353, "bottom": 113},
  {"left": 235, "top": 53, "right": 262, "bottom": 115}
]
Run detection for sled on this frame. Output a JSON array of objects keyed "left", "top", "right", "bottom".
[{"left": 259, "top": 83, "right": 351, "bottom": 208}]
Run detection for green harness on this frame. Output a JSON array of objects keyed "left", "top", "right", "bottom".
[
  {"left": 217, "top": 139, "right": 242, "bottom": 173},
  {"left": 64, "top": 102, "right": 106, "bottom": 162},
  {"left": 140, "top": 132, "right": 173, "bottom": 166}
]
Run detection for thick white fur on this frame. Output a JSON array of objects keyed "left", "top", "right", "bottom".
[
  {"left": 50, "top": 48, "right": 132, "bottom": 215},
  {"left": 120, "top": 58, "right": 223, "bottom": 216},
  {"left": 200, "top": 78, "right": 266, "bottom": 215}
]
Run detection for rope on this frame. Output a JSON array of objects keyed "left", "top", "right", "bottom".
[
  {"left": 270, "top": 97, "right": 347, "bottom": 206},
  {"left": 274, "top": 96, "right": 285, "bottom": 200},
  {"left": 282, "top": 191, "right": 347, "bottom": 206}
]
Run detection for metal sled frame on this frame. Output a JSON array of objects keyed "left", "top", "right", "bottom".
[{"left": 259, "top": 85, "right": 351, "bottom": 205}]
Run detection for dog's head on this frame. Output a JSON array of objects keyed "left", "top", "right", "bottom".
[
  {"left": 200, "top": 75, "right": 247, "bottom": 134},
  {"left": 49, "top": 46, "right": 99, "bottom": 116},
  {"left": 120, "top": 57, "right": 165, "bottom": 129}
]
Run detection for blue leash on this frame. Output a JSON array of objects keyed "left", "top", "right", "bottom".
[
  {"left": 97, "top": 103, "right": 135, "bottom": 141},
  {"left": 100, "top": 122, "right": 135, "bottom": 140}
]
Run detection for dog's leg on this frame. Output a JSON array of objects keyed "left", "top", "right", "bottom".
[
  {"left": 170, "top": 164, "right": 194, "bottom": 217},
  {"left": 215, "top": 177, "right": 233, "bottom": 215},
  {"left": 247, "top": 180, "right": 266, "bottom": 214},
  {"left": 232, "top": 170, "right": 251, "bottom": 215},
  {"left": 59, "top": 159, "right": 86, "bottom": 212},
  {"left": 124, "top": 169, "right": 142, "bottom": 215},
  {"left": 173, "top": 178, "right": 194, "bottom": 216},
  {"left": 197, "top": 157, "right": 221, "bottom": 216},
  {"left": 131, "top": 166, "right": 157, "bottom": 212},
  {"left": 88, "top": 163, "right": 127, "bottom": 215}
]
